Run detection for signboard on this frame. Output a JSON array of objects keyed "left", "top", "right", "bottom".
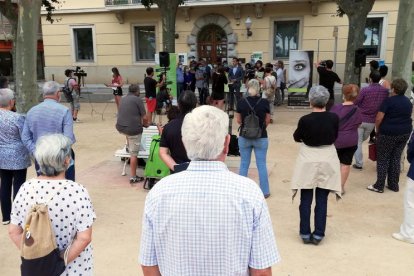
[
  {"left": 178, "top": 53, "right": 188, "bottom": 65},
  {"left": 287, "top": 50, "right": 314, "bottom": 107},
  {"left": 251, "top": 52, "right": 263, "bottom": 64}
]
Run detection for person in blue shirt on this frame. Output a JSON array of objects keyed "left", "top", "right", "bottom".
[
  {"left": 176, "top": 62, "right": 184, "bottom": 99},
  {"left": 0, "top": 88, "right": 31, "bottom": 225},
  {"left": 22, "top": 81, "right": 76, "bottom": 181}
]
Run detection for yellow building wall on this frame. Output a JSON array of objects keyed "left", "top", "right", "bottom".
[{"left": 41, "top": 0, "right": 401, "bottom": 84}]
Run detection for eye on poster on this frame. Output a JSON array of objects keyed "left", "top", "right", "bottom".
[{"left": 287, "top": 50, "right": 313, "bottom": 107}]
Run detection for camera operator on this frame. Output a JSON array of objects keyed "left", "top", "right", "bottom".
[
  {"left": 317, "top": 59, "right": 341, "bottom": 111},
  {"left": 64, "top": 69, "right": 81, "bottom": 122}
]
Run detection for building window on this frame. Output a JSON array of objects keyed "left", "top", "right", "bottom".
[
  {"left": 73, "top": 27, "right": 95, "bottom": 62},
  {"left": 364, "top": 17, "right": 383, "bottom": 57},
  {"left": 273, "top": 20, "right": 300, "bottom": 59},
  {"left": 134, "top": 26, "right": 156, "bottom": 61}
]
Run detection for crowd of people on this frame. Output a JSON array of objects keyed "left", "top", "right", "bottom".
[{"left": 1, "top": 55, "right": 414, "bottom": 275}]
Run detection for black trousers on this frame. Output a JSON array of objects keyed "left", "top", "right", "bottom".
[
  {"left": 0, "top": 168, "right": 27, "bottom": 222},
  {"left": 374, "top": 133, "right": 410, "bottom": 191}
]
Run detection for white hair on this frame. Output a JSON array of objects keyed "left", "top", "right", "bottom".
[
  {"left": 0, "top": 88, "right": 14, "bottom": 107},
  {"left": 34, "top": 134, "right": 72, "bottom": 177},
  {"left": 309, "top": 85, "right": 330, "bottom": 108},
  {"left": 247, "top": 79, "right": 260, "bottom": 96},
  {"left": 43, "top": 81, "right": 61, "bottom": 96},
  {"left": 182, "top": 105, "right": 229, "bottom": 160}
]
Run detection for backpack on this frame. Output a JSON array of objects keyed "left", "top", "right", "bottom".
[
  {"left": 62, "top": 78, "right": 74, "bottom": 103},
  {"left": 239, "top": 98, "right": 263, "bottom": 139},
  {"left": 144, "top": 135, "right": 170, "bottom": 189},
  {"left": 20, "top": 183, "right": 69, "bottom": 276}
]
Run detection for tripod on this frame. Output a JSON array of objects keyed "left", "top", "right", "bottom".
[{"left": 225, "top": 91, "right": 239, "bottom": 135}]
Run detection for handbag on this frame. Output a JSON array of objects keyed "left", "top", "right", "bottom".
[{"left": 369, "top": 143, "right": 377, "bottom": 161}]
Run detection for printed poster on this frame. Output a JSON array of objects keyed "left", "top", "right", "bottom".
[{"left": 287, "top": 50, "right": 314, "bottom": 107}]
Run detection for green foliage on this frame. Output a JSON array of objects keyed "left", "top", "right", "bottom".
[{"left": 42, "top": 0, "right": 61, "bottom": 23}]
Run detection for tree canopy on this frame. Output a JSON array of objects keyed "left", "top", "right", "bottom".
[{"left": 140, "top": 0, "right": 186, "bottom": 52}]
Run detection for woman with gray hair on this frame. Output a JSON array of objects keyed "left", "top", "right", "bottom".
[
  {"left": 8, "top": 134, "right": 96, "bottom": 274},
  {"left": 0, "top": 89, "right": 31, "bottom": 225},
  {"left": 291, "top": 85, "right": 341, "bottom": 245},
  {"left": 236, "top": 79, "right": 271, "bottom": 198}
]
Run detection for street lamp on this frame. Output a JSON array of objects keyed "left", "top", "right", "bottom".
[{"left": 245, "top": 16, "right": 252, "bottom": 37}]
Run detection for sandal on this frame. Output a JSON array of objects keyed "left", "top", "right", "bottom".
[{"left": 367, "top": 184, "right": 383, "bottom": 193}]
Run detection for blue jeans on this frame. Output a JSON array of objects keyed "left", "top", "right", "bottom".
[
  {"left": 299, "top": 188, "right": 330, "bottom": 240},
  {"left": 238, "top": 137, "right": 269, "bottom": 196},
  {"left": 354, "top": 122, "right": 375, "bottom": 167}
]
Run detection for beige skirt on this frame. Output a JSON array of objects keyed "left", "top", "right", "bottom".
[{"left": 291, "top": 144, "right": 341, "bottom": 199}]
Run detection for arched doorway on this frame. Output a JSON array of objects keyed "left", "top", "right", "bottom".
[{"left": 197, "top": 24, "right": 227, "bottom": 64}]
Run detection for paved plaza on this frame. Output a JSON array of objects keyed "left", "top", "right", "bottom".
[{"left": 0, "top": 102, "right": 413, "bottom": 275}]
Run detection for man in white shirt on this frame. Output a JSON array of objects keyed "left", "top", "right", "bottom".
[
  {"left": 275, "top": 60, "right": 286, "bottom": 105},
  {"left": 139, "top": 105, "right": 280, "bottom": 276}
]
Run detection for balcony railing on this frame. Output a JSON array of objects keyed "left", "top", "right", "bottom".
[
  {"left": 105, "top": 0, "right": 141, "bottom": 5},
  {"left": 104, "top": 0, "right": 257, "bottom": 6}
]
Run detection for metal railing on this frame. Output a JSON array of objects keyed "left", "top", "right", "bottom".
[
  {"left": 105, "top": 0, "right": 142, "bottom": 5},
  {"left": 104, "top": 0, "right": 233, "bottom": 6}
]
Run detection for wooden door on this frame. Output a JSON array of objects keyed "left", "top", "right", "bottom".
[{"left": 197, "top": 24, "right": 227, "bottom": 64}]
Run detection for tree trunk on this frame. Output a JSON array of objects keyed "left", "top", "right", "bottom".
[
  {"left": 336, "top": 0, "right": 375, "bottom": 85},
  {"left": 15, "top": 0, "right": 42, "bottom": 113},
  {"left": 155, "top": 0, "right": 179, "bottom": 53},
  {"left": 391, "top": 0, "right": 414, "bottom": 95}
]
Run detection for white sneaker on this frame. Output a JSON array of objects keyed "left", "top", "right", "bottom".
[
  {"left": 2, "top": 220, "right": 10, "bottom": 225},
  {"left": 74, "top": 119, "right": 81, "bottom": 123},
  {"left": 392, "top": 232, "right": 414, "bottom": 244}
]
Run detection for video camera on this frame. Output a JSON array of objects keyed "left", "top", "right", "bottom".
[
  {"left": 74, "top": 66, "right": 87, "bottom": 77},
  {"left": 319, "top": 60, "right": 327, "bottom": 67}
]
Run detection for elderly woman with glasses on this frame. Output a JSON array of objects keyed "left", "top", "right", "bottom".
[
  {"left": 9, "top": 134, "right": 96, "bottom": 275},
  {"left": 291, "top": 85, "right": 341, "bottom": 245},
  {"left": 0, "top": 89, "right": 31, "bottom": 225}
]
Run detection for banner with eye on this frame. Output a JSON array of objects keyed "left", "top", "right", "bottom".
[{"left": 288, "top": 50, "right": 313, "bottom": 107}]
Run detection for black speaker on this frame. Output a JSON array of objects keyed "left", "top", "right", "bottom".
[
  {"left": 355, "top": 48, "right": 366, "bottom": 67},
  {"left": 159, "top": 52, "right": 170, "bottom": 67}
]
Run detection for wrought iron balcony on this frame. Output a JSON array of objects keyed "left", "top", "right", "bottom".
[
  {"left": 105, "top": 0, "right": 141, "bottom": 5},
  {"left": 104, "top": 0, "right": 271, "bottom": 7}
]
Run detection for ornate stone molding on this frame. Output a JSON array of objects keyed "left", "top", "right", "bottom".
[
  {"left": 114, "top": 11, "right": 124, "bottom": 24},
  {"left": 255, "top": 3, "right": 264, "bottom": 18},
  {"left": 182, "top": 7, "right": 190, "bottom": 22},
  {"left": 311, "top": 0, "right": 319, "bottom": 16},
  {"left": 233, "top": 5, "right": 241, "bottom": 25},
  {"left": 187, "top": 14, "right": 238, "bottom": 59}
]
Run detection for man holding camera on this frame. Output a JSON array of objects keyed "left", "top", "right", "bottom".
[
  {"left": 317, "top": 60, "right": 341, "bottom": 111},
  {"left": 64, "top": 69, "right": 81, "bottom": 122}
]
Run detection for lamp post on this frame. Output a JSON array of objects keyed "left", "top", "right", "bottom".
[{"left": 245, "top": 16, "right": 252, "bottom": 37}]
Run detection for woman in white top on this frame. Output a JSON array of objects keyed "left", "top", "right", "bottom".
[
  {"left": 261, "top": 67, "right": 277, "bottom": 123},
  {"left": 9, "top": 134, "right": 96, "bottom": 275}
]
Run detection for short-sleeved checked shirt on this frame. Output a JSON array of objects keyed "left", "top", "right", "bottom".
[
  {"left": 139, "top": 161, "right": 280, "bottom": 275},
  {"left": 354, "top": 83, "right": 389, "bottom": 123}
]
